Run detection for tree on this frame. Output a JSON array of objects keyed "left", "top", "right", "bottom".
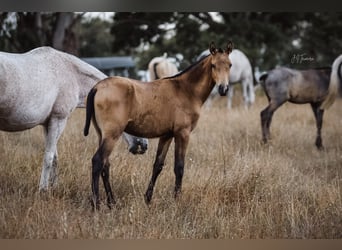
[
  {"left": 77, "top": 16, "right": 114, "bottom": 57},
  {"left": 0, "top": 12, "right": 84, "bottom": 55}
]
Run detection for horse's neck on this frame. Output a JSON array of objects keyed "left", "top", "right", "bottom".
[{"left": 180, "top": 57, "right": 215, "bottom": 105}]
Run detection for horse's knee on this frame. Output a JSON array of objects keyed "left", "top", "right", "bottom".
[{"left": 260, "top": 109, "right": 269, "bottom": 124}]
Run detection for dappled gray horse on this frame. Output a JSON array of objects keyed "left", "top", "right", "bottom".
[
  {"left": 259, "top": 56, "right": 342, "bottom": 149},
  {"left": 0, "top": 46, "right": 148, "bottom": 191},
  {"left": 198, "top": 49, "right": 255, "bottom": 109}
]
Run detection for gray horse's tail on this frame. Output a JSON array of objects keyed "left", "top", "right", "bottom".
[
  {"left": 153, "top": 62, "right": 160, "bottom": 80},
  {"left": 320, "top": 55, "right": 342, "bottom": 109},
  {"left": 259, "top": 72, "right": 268, "bottom": 83},
  {"left": 84, "top": 88, "right": 97, "bottom": 136}
]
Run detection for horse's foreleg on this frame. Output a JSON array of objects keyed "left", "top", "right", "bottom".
[
  {"left": 241, "top": 80, "right": 249, "bottom": 108},
  {"left": 227, "top": 85, "right": 234, "bottom": 109},
  {"left": 173, "top": 129, "right": 190, "bottom": 199},
  {"left": 311, "top": 103, "right": 324, "bottom": 150},
  {"left": 39, "top": 117, "right": 67, "bottom": 191},
  {"left": 145, "top": 135, "right": 173, "bottom": 204}
]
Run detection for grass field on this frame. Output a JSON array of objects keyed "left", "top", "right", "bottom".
[{"left": 0, "top": 92, "right": 341, "bottom": 239}]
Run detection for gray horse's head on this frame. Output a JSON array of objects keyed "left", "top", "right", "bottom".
[{"left": 123, "top": 133, "right": 148, "bottom": 154}]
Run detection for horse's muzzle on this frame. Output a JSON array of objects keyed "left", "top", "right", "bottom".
[
  {"left": 218, "top": 84, "right": 229, "bottom": 96},
  {"left": 129, "top": 138, "right": 148, "bottom": 155}
]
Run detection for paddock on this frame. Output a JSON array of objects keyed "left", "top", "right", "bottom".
[{"left": 0, "top": 94, "right": 341, "bottom": 238}]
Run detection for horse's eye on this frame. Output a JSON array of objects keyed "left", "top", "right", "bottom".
[
  {"left": 211, "top": 64, "right": 216, "bottom": 69},
  {"left": 229, "top": 63, "right": 232, "bottom": 68}
]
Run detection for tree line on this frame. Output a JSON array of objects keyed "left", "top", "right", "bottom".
[{"left": 0, "top": 12, "right": 341, "bottom": 72}]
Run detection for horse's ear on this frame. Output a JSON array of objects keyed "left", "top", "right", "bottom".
[
  {"left": 225, "top": 41, "right": 234, "bottom": 54},
  {"left": 209, "top": 42, "right": 217, "bottom": 55}
]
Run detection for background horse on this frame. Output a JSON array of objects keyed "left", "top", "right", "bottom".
[
  {"left": 147, "top": 53, "right": 179, "bottom": 80},
  {"left": 198, "top": 49, "right": 255, "bottom": 109},
  {"left": 0, "top": 46, "right": 148, "bottom": 191},
  {"left": 259, "top": 55, "right": 342, "bottom": 149},
  {"left": 84, "top": 41, "right": 233, "bottom": 209}
]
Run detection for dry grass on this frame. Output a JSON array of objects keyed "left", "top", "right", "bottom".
[{"left": 0, "top": 92, "right": 341, "bottom": 239}]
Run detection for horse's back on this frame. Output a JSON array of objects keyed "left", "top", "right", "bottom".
[
  {"left": 263, "top": 67, "right": 330, "bottom": 103},
  {"left": 0, "top": 46, "right": 95, "bottom": 130},
  {"left": 229, "top": 49, "right": 253, "bottom": 82}
]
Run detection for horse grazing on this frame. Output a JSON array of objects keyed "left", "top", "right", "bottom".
[
  {"left": 147, "top": 53, "right": 179, "bottom": 81},
  {"left": 0, "top": 46, "right": 148, "bottom": 191},
  {"left": 84, "top": 41, "right": 233, "bottom": 209},
  {"left": 259, "top": 55, "right": 342, "bottom": 149},
  {"left": 198, "top": 49, "right": 255, "bottom": 109}
]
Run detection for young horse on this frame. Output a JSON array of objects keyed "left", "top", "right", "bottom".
[
  {"left": 147, "top": 53, "right": 179, "bottom": 81},
  {"left": 84, "top": 41, "right": 233, "bottom": 209},
  {"left": 259, "top": 55, "right": 342, "bottom": 149},
  {"left": 0, "top": 46, "right": 148, "bottom": 191},
  {"left": 198, "top": 49, "right": 255, "bottom": 109}
]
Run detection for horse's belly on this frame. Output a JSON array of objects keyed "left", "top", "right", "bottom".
[
  {"left": 0, "top": 107, "right": 50, "bottom": 131},
  {"left": 125, "top": 119, "right": 172, "bottom": 138}
]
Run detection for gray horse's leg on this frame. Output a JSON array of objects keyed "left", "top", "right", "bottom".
[
  {"left": 260, "top": 101, "right": 284, "bottom": 143},
  {"left": 39, "top": 117, "right": 67, "bottom": 191},
  {"left": 310, "top": 103, "right": 325, "bottom": 150},
  {"left": 247, "top": 78, "right": 255, "bottom": 107},
  {"left": 227, "top": 85, "right": 234, "bottom": 109},
  {"left": 241, "top": 80, "right": 249, "bottom": 108}
]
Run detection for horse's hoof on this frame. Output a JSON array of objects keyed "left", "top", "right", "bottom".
[
  {"left": 89, "top": 196, "right": 101, "bottom": 211},
  {"left": 144, "top": 193, "right": 152, "bottom": 205}
]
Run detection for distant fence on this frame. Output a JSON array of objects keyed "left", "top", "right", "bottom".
[{"left": 81, "top": 56, "right": 135, "bottom": 77}]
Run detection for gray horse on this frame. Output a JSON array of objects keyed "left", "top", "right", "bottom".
[
  {"left": 0, "top": 46, "right": 148, "bottom": 191},
  {"left": 147, "top": 54, "right": 178, "bottom": 81},
  {"left": 259, "top": 55, "right": 342, "bottom": 149}
]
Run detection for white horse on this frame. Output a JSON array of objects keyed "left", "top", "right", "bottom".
[
  {"left": 0, "top": 46, "right": 148, "bottom": 191},
  {"left": 147, "top": 53, "right": 179, "bottom": 81},
  {"left": 198, "top": 49, "right": 255, "bottom": 109}
]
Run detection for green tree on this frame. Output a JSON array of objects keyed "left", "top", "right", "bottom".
[
  {"left": 77, "top": 16, "right": 114, "bottom": 57},
  {"left": 0, "top": 12, "right": 83, "bottom": 55}
]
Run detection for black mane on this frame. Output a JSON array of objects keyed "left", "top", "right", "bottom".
[{"left": 164, "top": 54, "right": 210, "bottom": 80}]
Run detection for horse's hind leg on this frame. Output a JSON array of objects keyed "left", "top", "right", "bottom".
[
  {"left": 102, "top": 160, "right": 115, "bottom": 208},
  {"left": 92, "top": 136, "right": 118, "bottom": 210},
  {"left": 39, "top": 117, "right": 68, "bottom": 191},
  {"left": 260, "top": 101, "right": 282, "bottom": 144},
  {"left": 145, "top": 135, "right": 173, "bottom": 204},
  {"left": 311, "top": 103, "right": 324, "bottom": 150}
]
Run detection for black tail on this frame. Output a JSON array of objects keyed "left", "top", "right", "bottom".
[
  {"left": 84, "top": 88, "right": 97, "bottom": 136},
  {"left": 259, "top": 72, "right": 268, "bottom": 82}
]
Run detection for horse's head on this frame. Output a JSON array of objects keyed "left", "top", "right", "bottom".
[
  {"left": 122, "top": 133, "right": 148, "bottom": 154},
  {"left": 128, "top": 136, "right": 148, "bottom": 155},
  {"left": 209, "top": 41, "right": 233, "bottom": 96}
]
